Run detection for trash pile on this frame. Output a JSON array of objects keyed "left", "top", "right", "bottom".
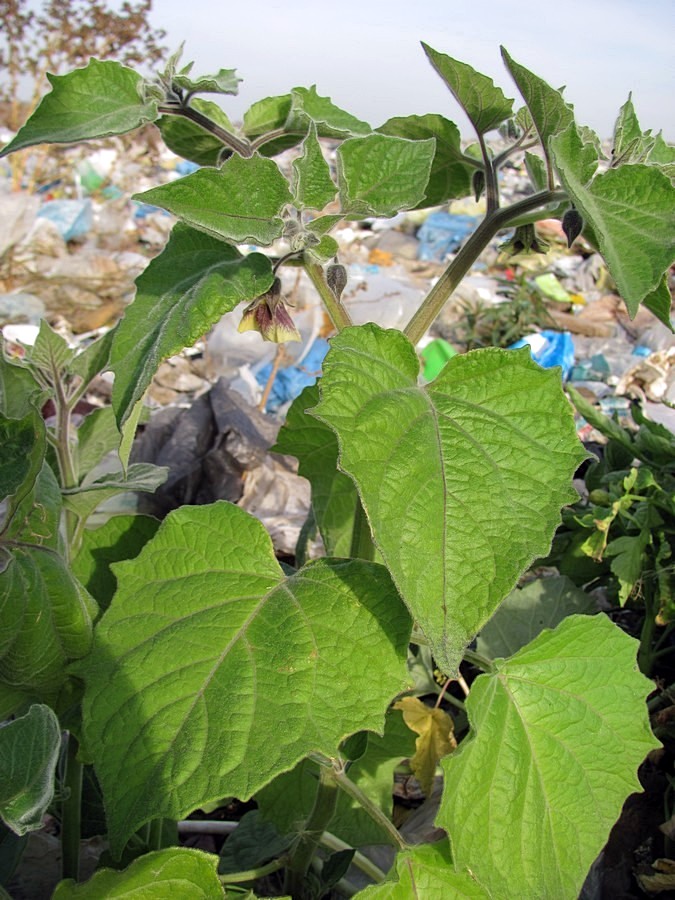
[{"left": 2, "top": 135, "right": 674, "bottom": 556}]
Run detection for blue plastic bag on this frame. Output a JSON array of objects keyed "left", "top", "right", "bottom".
[
  {"left": 37, "top": 199, "right": 92, "bottom": 241},
  {"left": 416, "top": 212, "right": 479, "bottom": 261},
  {"left": 510, "top": 331, "right": 575, "bottom": 380},
  {"left": 256, "top": 339, "right": 330, "bottom": 413}
]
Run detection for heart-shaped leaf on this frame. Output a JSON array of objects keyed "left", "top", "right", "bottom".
[
  {"left": 77, "top": 501, "right": 411, "bottom": 856},
  {"left": 438, "top": 614, "right": 660, "bottom": 899},
  {"left": 312, "top": 325, "right": 586, "bottom": 673}
]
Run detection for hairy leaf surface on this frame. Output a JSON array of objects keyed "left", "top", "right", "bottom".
[
  {"left": 356, "top": 840, "right": 490, "bottom": 898},
  {"left": 52, "top": 847, "right": 223, "bottom": 898},
  {"left": 337, "top": 134, "right": 435, "bottom": 217},
  {"left": 438, "top": 614, "right": 660, "bottom": 899},
  {"left": 78, "top": 502, "right": 411, "bottom": 855},
  {"left": 377, "top": 114, "right": 474, "bottom": 207},
  {"left": 292, "top": 123, "right": 337, "bottom": 211},
  {"left": 422, "top": 44, "right": 513, "bottom": 136},
  {"left": 134, "top": 154, "right": 292, "bottom": 245},
  {"left": 501, "top": 48, "right": 574, "bottom": 176},
  {"left": 312, "top": 325, "right": 585, "bottom": 672},
  {"left": 110, "top": 224, "right": 274, "bottom": 426},
  {"left": 550, "top": 125, "right": 675, "bottom": 314},
  {"left": 0, "top": 60, "right": 157, "bottom": 156},
  {"left": 0, "top": 704, "right": 61, "bottom": 836}
]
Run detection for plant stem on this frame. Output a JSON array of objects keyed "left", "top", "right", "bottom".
[
  {"left": 146, "top": 818, "right": 164, "bottom": 852},
  {"left": 478, "top": 132, "right": 499, "bottom": 213},
  {"left": 403, "top": 189, "right": 566, "bottom": 345},
  {"left": 157, "top": 104, "right": 253, "bottom": 158},
  {"left": 462, "top": 649, "right": 495, "bottom": 673},
  {"left": 331, "top": 767, "right": 407, "bottom": 852},
  {"left": 284, "top": 766, "right": 340, "bottom": 897},
  {"left": 350, "top": 499, "right": 375, "bottom": 562},
  {"left": 220, "top": 857, "right": 287, "bottom": 884},
  {"left": 61, "top": 733, "right": 83, "bottom": 882},
  {"left": 303, "top": 258, "right": 353, "bottom": 332},
  {"left": 319, "top": 831, "right": 387, "bottom": 883}
]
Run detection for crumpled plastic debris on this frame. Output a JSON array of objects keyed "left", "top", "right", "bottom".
[
  {"left": 37, "top": 198, "right": 93, "bottom": 241},
  {"left": 510, "top": 330, "right": 575, "bottom": 380},
  {"left": 416, "top": 212, "right": 479, "bottom": 262}
]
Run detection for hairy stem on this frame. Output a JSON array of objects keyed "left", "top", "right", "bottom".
[
  {"left": 220, "top": 857, "right": 287, "bottom": 884},
  {"left": 403, "top": 189, "right": 566, "bottom": 345},
  {"left": 61, "top": 733, "right": 83, "bottom": 882},
  {"left": 157, "top": 104, "right": 253, "bottom": 158},
  {"left": 303, "top": 258, "right": 353, "bottom": 332},
  {"left": 478, "top": 132, "right": 499, "bottom": 213},
  {"left": 284, "top": 766, "right": 339, "bottom": 896},
  {"left": 463, "top": 648, "right": 495, "bottom": 673}
]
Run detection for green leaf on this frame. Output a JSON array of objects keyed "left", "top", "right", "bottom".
[
  {"left": 0, "top": 411, "right": 45, "bottom": 506},
  {"left": 377, "top": 114, "right": 475, "bottom": 207},
  {"left": 476, "top": 575, "right": 596, "bottom": 659},
  {"left": 69, "top": 328, "right": 115, "bottom": 391},
  {"left": 524, "top": 151, "right": 547, "bottom": 192},
  {"left": 337, "top": 134, "right": 435, "bottom": 217},
  {"left": 71, "top": 515, "right": 160, "bottom": 612},
  {"left": 292, "top": 123, "right": 337, "bottom": 211},
  {"left": 243, "top": 95, "right": 292, "bottom": 137},
  {"left": 0, "top": 354, "right": 43, "bottom": 420},
  {"left": 647, "top": 132, "right": 675, "bottom": 179},
  {"left": 118, "top": 396, "right": 146, "bottom": 473},
  {"left": 611, "top": 94, "right": 655, "bottom": 165},
  {"left": 642, "top": 275, "right": 674, "bottom": 331},
  {"left": 28, "top": 320, "right": 75, "bottom": 377},
  {"left": 52, "top": 847, "right": 224, "bottom": 898},
  {"left": 77, "top": 501, "right": 411, "bottom": 856},
  {"left": 355, "top": 840, "right": 490, "bottom": 898},
  {"left": 273, "top": 384, "right": 358, "bottom": 557},
  {"left": 0, "top": 60, "right": 158, "bottom": 157},
  {"left": 218, "top": 810, "right": 291, "bottom": 874},
  {"left": 0, "top": 546, "right": 96, "bottom": 696},
  {"left": 158, "top": 99, "right": 235, "bottom": 167},
  {"left": 134, "top": 154, "right": 293, "bottom": 245},
  {"left": 605, "top": 531, "right": 650, "bottom": 604},
  {"left": 438, "top": 614, "right": 660, "bottom": 899},
  {"left": 76, "top": 407, "right": 120, "bottom": 482},
  {"left": 173, "top": 68, "right": 241, "bottom": 96},
  {"left": 308, "top": 235, "right": 339, "bottom": 261},
  {"left": 257, "top": 709, "right": 416, "bottom": 848},
  {"left": 62, "top": 463, "right": 168, "bottom": 521},
  {"left": 0, "top": 704, "right": 61, "bottom": 836},
  {"left": 501, "top": 48, "right": 574, "bottom": 176},
  {"left": 566, "top": 386, "right": 635, "bottom": 455},
  {"left": 550, "top": 124, "right": 675, "bottom": 314},
  {"left": 312, "top": 325, "right": 586, "bottom": 674},
  {"left": 288, "top": 86, "right": 371, "bottom": 139},
  {"left": 110, "top": 224, "right": 274, "bottom": 427},
  {"left": 421, "top": 43, "right": 513, "bottom": 136},
  {"left": 306, "top": 214, "right": 343, "bottom": 237}
]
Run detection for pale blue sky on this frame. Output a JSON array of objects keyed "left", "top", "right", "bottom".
[{"left": 147, "top": 0, "right": 675, "bottom": 139}]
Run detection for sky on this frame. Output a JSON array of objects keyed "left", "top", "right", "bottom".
[{"left": 145, "top": 0, "right": 675, "bottom": 140}]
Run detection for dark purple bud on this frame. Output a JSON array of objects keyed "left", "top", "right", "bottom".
[{"left": 562, "top": 208, "right": 583, "bottom": 248}]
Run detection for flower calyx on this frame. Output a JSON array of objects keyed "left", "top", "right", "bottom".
[
  {"left": 500, "top": 223, "right": 548, "bottom": 256},
  {"left": 238, "top": 277, "right": 301, "bottom": 343},
  {"left": 326, "top": 260, "right": 348, "bottom": 301},
  {"left": 561, "top": 207, "right": 584, "bottom": 248}
]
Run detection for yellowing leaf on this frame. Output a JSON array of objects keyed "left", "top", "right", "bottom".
[{"left": 394, "top": 697, "right": 456, "bottom": 796}]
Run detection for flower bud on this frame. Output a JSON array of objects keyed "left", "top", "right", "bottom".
[
  {"left": 499, "top": 223, "right": 548, "bottom": 256},
  {"left": 326, "top": 262, "right": 348, "bottom": 301},
  {"left": 472, "top": 169, "right": 485, "bottom": 202},
  {"left": 562, "top": 207, "right": 584, "bottom": 248}
]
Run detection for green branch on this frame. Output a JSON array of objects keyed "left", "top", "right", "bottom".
[
  {"left": 158, "top": 103, "right": 253, "bottom": 158},
  {"left": 403, "top": 189, "right": 566, "bottom": 344}
]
